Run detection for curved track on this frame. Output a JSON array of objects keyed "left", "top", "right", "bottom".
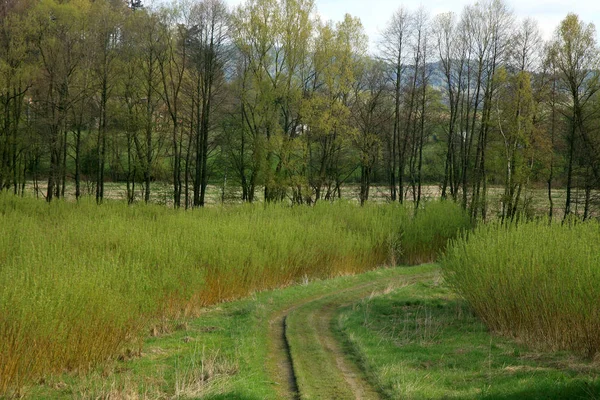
[{"left": 266, "top": 270, "right": 436, "bottom": 399}]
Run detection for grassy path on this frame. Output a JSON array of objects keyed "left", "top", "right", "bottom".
[
  {"left": 270, "top": 270, "right": 437, "bottom": 399},
  {"left": 25, "top": 265, "right": 436, "bottom": 399},
  {"left": 22, "top": 264, "right": 600, "bottom": 399}
]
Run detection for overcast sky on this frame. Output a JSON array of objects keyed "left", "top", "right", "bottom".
[
  {"left": 148, "top": 0, "right": 600, "bottom": 53},
  {"left": 217, "top": 0, "right": 599, "bottom": 52}
]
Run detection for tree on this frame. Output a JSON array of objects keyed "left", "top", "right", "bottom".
[
  {"left": 494, "top": 67, "right": 535, "bottom": 221},
  {"left": 89, "top": 0, "right": 123, "bottom": 203},
  {"left": 458, "top": 0, "right": 513, "bottom": 219},
  {"left": 406, "top": 7, "right": 430, "bottom": 209},
  {"left": 432, "top": 12, "right": 466, "bottom": 201},
  {"left": 380, "top": 7, "right": 409, "bottom": 202},
  {"left": 230, "top": 0, "right": 282, "bottom": 202},
  {"left": 28, "top": 0, "right": 90, "bottom": 201},
  {"left": 231, "top": 0, "right": 316, "bottom": 202},
  {"left": 0, "top": 2, "right": 33, "bottom": 194},
  {"left": 548, "top": 14, "right": 600, "bottom": 220},
  {"left": 187, "top": 0, "right": 229, "bottom": 207},
  {"left": 302, "top": 15, "right": 367, "bottom": 202},
  {"left": 156, "top": 3, "right": 189, "bottom": 208},
  {"left": 351, "top": 58, "right": 389, "bottom": 205},
  {"left": 493, "top": 19, "right": 542, "bottom": 222},
  {"left": 122, "top": 9, "right": 164, "bottom": 203}
]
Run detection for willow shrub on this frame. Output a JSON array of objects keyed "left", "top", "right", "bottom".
[
  {"left": 0, "top": 196, "right": 467, "bottom": 394},
  {"left": 399, "top": 200, "right": 471, "bottom": 265},
  {"left": 442, "top": 220, "right": 600, "bottom": 357}
]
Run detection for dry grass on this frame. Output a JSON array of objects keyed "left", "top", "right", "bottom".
[{"left": 173, "top": 347, "right": 238, "bottom": 398}]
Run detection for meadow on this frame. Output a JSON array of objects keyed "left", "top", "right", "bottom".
[
  {"left": 23, "top": 264, "right": 600, "bottom": 399},
  {"left": 0, "top": 195, "right": 469, "bottom": 395},
  {"left": 337, "top": 273, "right": 600, "bottom": 399},
  {"left": 3, "top": 189, "right": 600, "bottom": 398}
]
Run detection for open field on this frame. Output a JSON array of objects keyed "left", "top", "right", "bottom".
[{"left": 20, "top": 180, "right": 599, "bottom": 221}]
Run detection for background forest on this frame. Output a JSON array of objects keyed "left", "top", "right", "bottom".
[{"left": 0, "top": 0, "right": 599, "bottom": 220}]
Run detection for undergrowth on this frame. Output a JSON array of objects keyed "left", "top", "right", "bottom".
[
  {"left": 442, "top": 219, "right": 600, "bottom": 357},
  {"left": 0, "top": 195, "right": 468, "bottom": 394}
]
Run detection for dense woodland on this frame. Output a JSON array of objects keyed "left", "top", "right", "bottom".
[{"left": 0, "top": 0, "right": 599, "bottom": 219}]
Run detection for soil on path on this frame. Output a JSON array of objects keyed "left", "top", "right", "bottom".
[{"left": 265, "top": 270, "right": 436, "bottom": 400}]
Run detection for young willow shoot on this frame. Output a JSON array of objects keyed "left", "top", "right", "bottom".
[
  {"left": 442, "top": 220, "right": 600, "bottom": 357},
  {"left": 0, "top": 195, "right": 468, "bottom": 394}
]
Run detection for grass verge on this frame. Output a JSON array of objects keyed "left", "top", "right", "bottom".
[
  {"left": 23, "top": 265, "right": 435, "bottom": 399},
  {"left": 336, "top": 274, "right": 600, "bottom": 399}
]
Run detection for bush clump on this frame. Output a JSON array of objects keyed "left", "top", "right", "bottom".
[{"left": 442, "top": 219, "right": 600, "bottom": 357}]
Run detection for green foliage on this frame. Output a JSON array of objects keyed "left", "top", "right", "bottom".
[
  {"left": 442, "top": 220, "right": 600, "bottom": 357},
  {"left": 0, "top": 195, "right": 466, "bottom": 394},
  {"left": 398, "top": 200, "right": 472, "bottom": 265}
]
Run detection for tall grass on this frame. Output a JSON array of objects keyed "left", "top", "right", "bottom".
[
  {"left": 442, "top": 220, "right": 600, "bottom": 357},
  {"left": 0, "top": 195, "right": 468, "bottom": 394},
  {"left": 398, "top": 201, "right": 472, "bottom": 265}
]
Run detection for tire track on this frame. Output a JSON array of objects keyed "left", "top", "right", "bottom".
[
  {"left": 314, "top": 302, "right": 380, "bottom": 400},
  {"left": 266, "top": 270, "right": 436, "bottom": 399},
  {"left": 266, "top": 280, "right": 388, "bottom": 399},
  {"left": 267, "top": 309, "right": 301, "bottom": 399}
]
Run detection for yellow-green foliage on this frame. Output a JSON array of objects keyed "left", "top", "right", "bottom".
[
  {"left": 399, "top": 201, "right": 472, "bottom": 265},
  {"left": 0, "top": 195, "right": 468, "bottom": 394},
  {"left": 442, "top": 220, "right": 600, "bottom": 357}
]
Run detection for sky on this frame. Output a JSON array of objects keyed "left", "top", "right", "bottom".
[{"left": 218, "top": 0, "right": 600, "bottom": 52}]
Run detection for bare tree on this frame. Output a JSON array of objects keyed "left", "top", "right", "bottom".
[
  {"left": 432, "top": 12, "right": 467, "bottom": 201},
  {"left": 188, "top": 0, "right": 229, "bottom": 207},
  {"left": 460, "top": 0, "right": 513, "bottom": 219},
  {"left": 380, "top": 7, "right": 410, "bottom": 202},
  {"left": 156, "top": 4, "right": 190, "bottom": 208},
  {"left": 407, "top": 7, "right": 430, "bottom": 209},
  {"left": 89, "top": 0, "right": 123, "bottom": 203}
]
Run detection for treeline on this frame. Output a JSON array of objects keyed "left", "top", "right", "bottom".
[{"left": 0, "top": 0, "right": 599, "bottom": 219}]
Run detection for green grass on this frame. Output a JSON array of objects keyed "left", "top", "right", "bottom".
[
  {"left": 398, "top": 200, "right": 472, "bottom": 264},
  {"left": 0, "top": 194, "right": 469, "bottom": 395},
  {"left": 336, "top": 275, "right": 600, "bottom": 399},
  {"left": 442, "top": 220, "right": 600, "bottom": 357},
  {"left": 25, "top": 265, "right": 600, "bottom": 399},
  {"left": 285, "top": 268, "right": 437, "bottom": 400},
  {"left": 24, "top": 265, "right": 435, "bottom": 399}
]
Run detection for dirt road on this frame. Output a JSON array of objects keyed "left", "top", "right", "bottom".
[{"left": 265, "top": 270, "right": 436, "bottom": 400}]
